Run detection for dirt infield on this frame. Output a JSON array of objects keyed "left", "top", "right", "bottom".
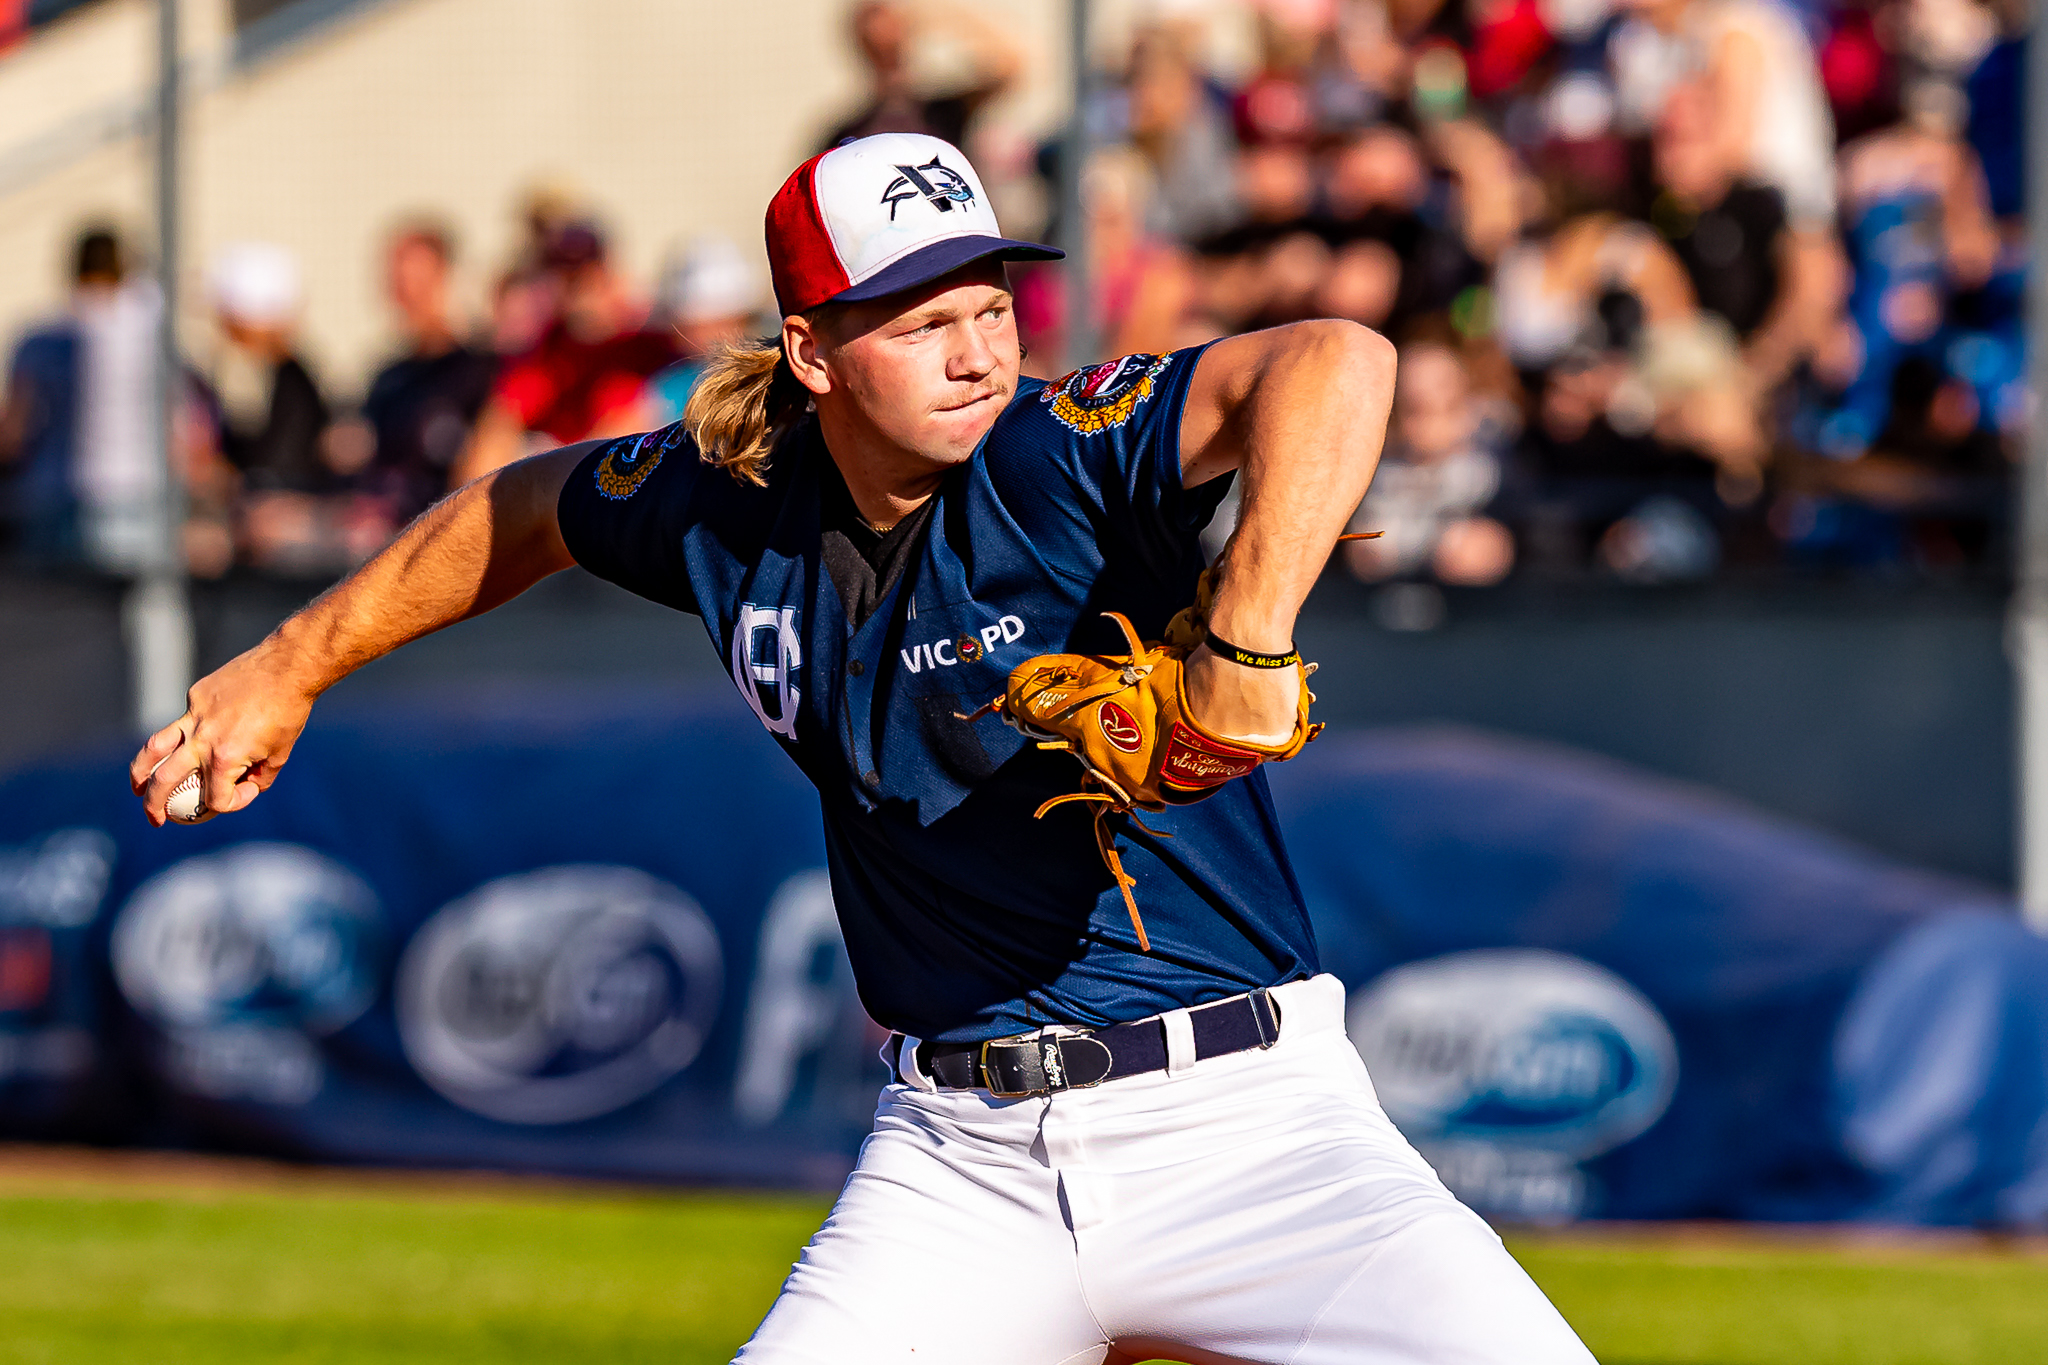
[{"left": 0, "top": 1141, "right": 668, "bottom": 1204}]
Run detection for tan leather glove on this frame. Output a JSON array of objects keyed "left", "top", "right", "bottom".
[{"left": 963, "top": 609, "right": 1321, "bottom": 952}]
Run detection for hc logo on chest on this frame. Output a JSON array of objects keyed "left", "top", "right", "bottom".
[{"left": 731, "top": 604, "right": 802, "bottom": 739}]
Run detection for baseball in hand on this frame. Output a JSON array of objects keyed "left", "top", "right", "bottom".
[{"left": 165, "top": 771, "right": 215, "bottom": 824}]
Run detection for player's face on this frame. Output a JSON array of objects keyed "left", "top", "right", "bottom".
[{"left": 818, "top": 263, "right": 1021, "bottom": 469}]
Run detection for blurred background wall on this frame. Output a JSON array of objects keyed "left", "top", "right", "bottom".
[{"left": 0, "top": 0, "right": 1081, "bottom": 393}]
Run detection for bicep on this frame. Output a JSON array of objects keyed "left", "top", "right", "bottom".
[
  {"left": 505, "top": 441, "right": 596, "bottom": 573},
  {"left": 1177, "top": 322, "right": 1396, "bottom": 486},
  {"left": 1776, "top": 228, "right": 1844, "bottom": 304},
  {"left": 1178, "top": 329, "right": 1285, "bottom": 488}
]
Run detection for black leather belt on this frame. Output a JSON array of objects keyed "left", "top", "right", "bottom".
[{"left": 910, "top": 988, "right": 1283, "bottom": 1099}]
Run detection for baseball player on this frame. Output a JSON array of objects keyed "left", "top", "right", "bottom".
[{"left": 131, "top": 133, "right": 1596, "bottom": 1364}]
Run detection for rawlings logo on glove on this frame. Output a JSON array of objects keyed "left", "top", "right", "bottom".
[{"left": 1099, "top": 703, "right": 1143, "bottom": 753}]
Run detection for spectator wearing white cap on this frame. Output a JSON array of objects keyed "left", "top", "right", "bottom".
[
  {"left": 206, "top": 241, "right": 331, "bottom": 496},
  {"left": 205, "top": 241, "right": 357, "bottom": 574},
  {"left": 644, "top": 235, "right": 769, "bottom": 425}
]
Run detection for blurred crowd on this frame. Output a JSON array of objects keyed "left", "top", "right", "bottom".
[
  {"left": 1000, "top": 0, "right": 2026, "bottom": 588},
  {"left": 0, "top": 0, "right": 2028, "bottom": 592},
  {"left": 0, "top": 203, "right": 765, "bottom": 579},
  {"left": 0, "top": 2, "right": 93, "bottom": 55}
]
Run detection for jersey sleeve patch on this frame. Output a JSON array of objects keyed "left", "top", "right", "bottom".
[
  {"left": 1039, "top": 353, "right": 1172, "bottom": 435},
  {"left": 557, "top": 421, "right": 707, "bottom": 617},
  {"left": 593, "top": 421, "right": 688, "bottom": 500}
]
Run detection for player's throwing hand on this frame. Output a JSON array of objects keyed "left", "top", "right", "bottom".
[{"left": 128, "top": 642, "right": 316, "bottom": 826}]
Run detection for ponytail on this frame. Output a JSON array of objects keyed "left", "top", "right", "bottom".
[{"left": 684, "top": 337, "right": 811, "bottom": 487}]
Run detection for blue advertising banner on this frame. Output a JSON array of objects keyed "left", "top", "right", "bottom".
[
  {"left": 0, "top": 687, "right": 878, "bottom": 1189},
  {"left": 3, "top": 688, "right": 2045, "bottom": 1225},
  {"left": 1268, "top": 728, "right": 2036, "bottom": 1225}
]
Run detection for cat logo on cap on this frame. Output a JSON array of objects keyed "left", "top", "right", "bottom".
[{"left": 881, "top": 157, "right": 977, "bottom": 221}]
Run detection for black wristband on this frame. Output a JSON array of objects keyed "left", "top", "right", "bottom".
[{"left": 1201, "top": 633, "right": 1301, "bottom": 669}]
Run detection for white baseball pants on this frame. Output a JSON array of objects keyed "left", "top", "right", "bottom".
[{"left": 734, "top": 974, "right": 1597, "bottom": 1365}]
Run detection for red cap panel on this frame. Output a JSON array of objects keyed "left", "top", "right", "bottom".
[{"left": 765, "top": 152, "right": 851, "bottom": 318}]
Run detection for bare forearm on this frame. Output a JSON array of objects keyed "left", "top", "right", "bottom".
[
  {"left": 131, "top": 444, "right": 588, "bottom": 824},
  {"left": 263, "top": 445, "right": 583, "bottom": 696},
  {"left": 1204, "top": 322, "right": 1395, "bottom": 650}
]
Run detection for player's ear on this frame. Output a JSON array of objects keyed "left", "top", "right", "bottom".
[{"left": 784, "top": 315, "right": 833, "bottom": 397}]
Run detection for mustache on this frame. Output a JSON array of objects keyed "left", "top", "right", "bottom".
[{"left": 937, "top": 382, "right": 1009, "bottom": 412}]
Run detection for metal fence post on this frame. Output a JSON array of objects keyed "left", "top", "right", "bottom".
[
  {"left": 2016, "top": 14, "right": 2048, "bottom": 929},
  {"left": 127, "top": 0, "right": 193, "bottom": 735},
  {"left": 1060, "top": 0, "right": 1093, "bottom": 373}
]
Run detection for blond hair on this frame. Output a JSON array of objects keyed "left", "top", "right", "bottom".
[{"left": 684, "top": 337, "right": 812, "bottom": 486}]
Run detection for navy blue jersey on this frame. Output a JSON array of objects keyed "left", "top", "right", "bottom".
[{"left": 556, "top": 346, "right": 1319, "bottom": 1041}]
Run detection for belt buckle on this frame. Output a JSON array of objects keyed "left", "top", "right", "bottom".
[
  {"left": 980, "top": 1030, "right": 1112, "bottom": 1097},
  {"left": 979, "top": 1038, "right": 1038, "bottom": 1099}
]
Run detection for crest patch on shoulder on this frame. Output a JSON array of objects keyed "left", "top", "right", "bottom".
[
  {"left": 594, "top": 423, "right": 685, "bottom": 501},
  {"left": 1040, "top": 354, "right": 1171, "bottom": 435}
]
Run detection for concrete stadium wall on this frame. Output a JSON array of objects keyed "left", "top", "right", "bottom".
[{"left": 0, "top": 570, "right": 2014, "bottom": 889}]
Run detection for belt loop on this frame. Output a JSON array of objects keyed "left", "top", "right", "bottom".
[
  {"left": 1162, "top": 1007, "right": 1197, "bottom": 1074},
  {"left": 1249, "top": 989, "right": 1278, "bottom": 1048},
  {"left": 895, "top": 1034, "right": 937, "bottom": 1092}
]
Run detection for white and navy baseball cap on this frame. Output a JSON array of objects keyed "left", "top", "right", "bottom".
[{"left": 765, "top": 132, "right": 1062, "bottom": 317}]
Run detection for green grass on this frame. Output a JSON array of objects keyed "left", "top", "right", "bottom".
[
  {"left": 1511, "top": 1235, "right": 2048, "bottom": 1365},
  {"left": 0, "top": 1180, "right": 825, "bottom": 1365},
  {"left": 0, "top": 1172, "right": 2045, "bottom": 1364}
]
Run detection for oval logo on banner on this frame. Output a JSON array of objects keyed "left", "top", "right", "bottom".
[
  {"left": 111, "top": 844, "right": 385, "bottom": 1107},
  {"left": 397, "top": 865, "right": 723, "bottom": 1125},
  {"left": 112, "top": 843, "right": 384, "bottom": 1035},
  {"left": 1347, "top": 949, "right": 1677, "bottom": 1159},
  {"left": 1098, "top": 701, "right": 1143, "bottom": 753}
]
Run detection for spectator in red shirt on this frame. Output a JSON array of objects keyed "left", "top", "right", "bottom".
[{"left": 454, "top": 222, "right": 676, "bottom": 483}]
